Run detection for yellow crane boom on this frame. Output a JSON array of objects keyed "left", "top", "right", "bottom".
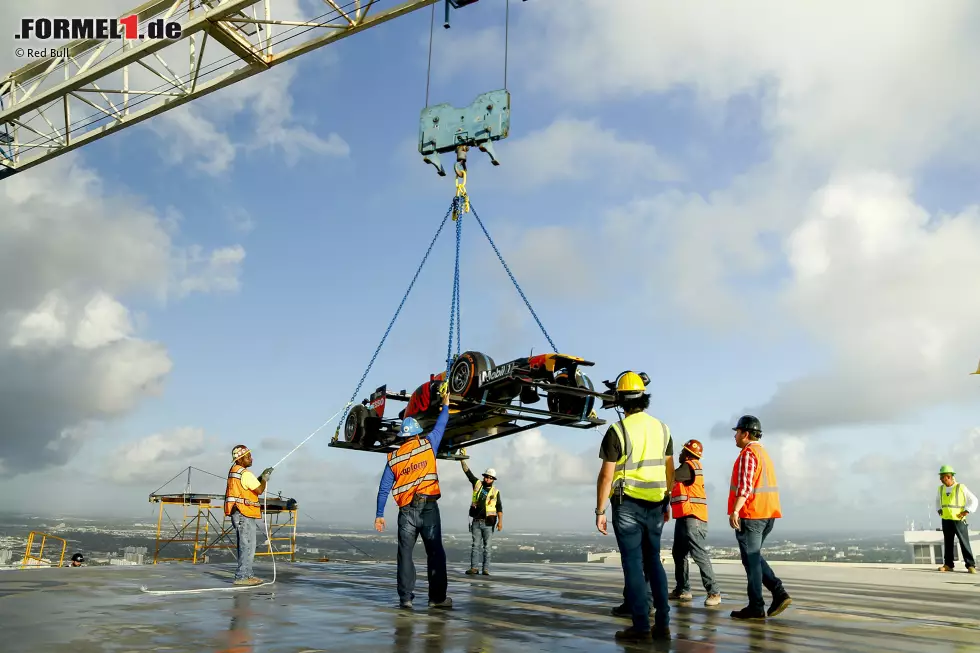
[{"left": 0, "top": 0, "right": 445, "bottom": 179}]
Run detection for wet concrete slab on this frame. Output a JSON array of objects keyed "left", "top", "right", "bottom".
[{"left": 0, "top": 560, "right": 978, "bottom": 652}]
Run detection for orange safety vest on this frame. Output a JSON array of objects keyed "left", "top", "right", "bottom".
[
  {"left": 727, "top": 442, "right": 781, "bottom": 519},
  {"left": 224, "top": 464, "right": 261, "bottom": 519},
  {"left": 670, "top": 459, "right": 708, "bottom": 521},
  {"left": 388, "top": 436, "right": 441, "bottom": 507}
]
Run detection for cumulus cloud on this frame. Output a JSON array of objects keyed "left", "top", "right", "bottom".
[
  {"left": 520, "top": 0, "right": 980, "bottom": 171},
  {"left": 436, "top": 430, "right": 597, "bottom": 525},
  {"left": 499, "top": 0, "right": 980, "bottom": 438},
  {"left": 497, "top": 118, "right": 681, "bottom": 190},
  {"left": 0, "top": 155, "right": 245, "bottom": 476},
  {"left": 852, "top": 426, "right": 980, "bottom": 522},
  {"left": 105, "top": 427, "right": 209, "bottom": 485},
  {"left": 173, "top": 245, "right": 246, "bottom": 297},
  {"left": 707, "top": 173, "right": 980, "bottom": 434}
]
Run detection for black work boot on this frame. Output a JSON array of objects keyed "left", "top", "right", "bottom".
[
  {"left": 768, "top": 592, "right": 792, "bottom": 617},
  {"left": 615, "top": 626, "right": 652, "bottom": 642},
  {"left": 651, "top": 624, "right": 671, "bottom": 641},
  {"left": 611, "top": 603, "right": 654, "bottom": 618},
  {"left": 730, "top": 606, "right": 767, "bottom": 620}
]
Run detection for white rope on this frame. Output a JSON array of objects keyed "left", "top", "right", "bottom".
[{"left": 140, "top": 404, "right": 349, "bottom": 596}]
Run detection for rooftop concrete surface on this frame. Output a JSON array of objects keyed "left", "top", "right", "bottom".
[{"left": 0, "top": 559, "right": 978, "bottom": 652}]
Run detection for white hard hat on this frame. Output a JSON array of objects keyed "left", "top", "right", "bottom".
[{"left": 483, "top": 468, "right": 496, "bottom": 478}]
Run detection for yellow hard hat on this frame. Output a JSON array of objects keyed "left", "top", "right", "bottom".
[{"left": 616, "top": 371, "right": 646, "bottom": 395}]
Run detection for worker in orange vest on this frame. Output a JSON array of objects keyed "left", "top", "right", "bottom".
[
  {"left": 727, "top": 416, "right": 791, "bottom": 619},
  {"left": 375, "top": 389, "right": 453, "bottom": 610},
  {"left": 225, "top": 445, "right": 272, "bottom": 586},
  {"left": 669, "top": 439, "right": 721, "bottom": 606}
]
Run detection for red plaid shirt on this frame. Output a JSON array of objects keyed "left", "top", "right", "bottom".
[{"left": 734, "top": 442, "right": 760, "bottom": 499}]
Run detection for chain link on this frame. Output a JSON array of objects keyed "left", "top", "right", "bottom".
[{"left": 470, "top": 203, "right": 559, "bottom": 352}]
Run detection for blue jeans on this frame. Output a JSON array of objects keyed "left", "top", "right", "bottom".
[
  {"left": 397, "top": 500, "right": 448, "bottom": 604},
  {"left": 231, "top": 510, "right": 257, "bottom": 580},
  {"left": 470, "top": 520, "right": 494, "bottom": 570},
  {"left": 734, "top": 518, "right": 785, "bottom": 612},
  {"left": 672, "top": 516, "right": 718, "bottom": 595},
  {"left": 612, "top": 496, "right": 670, "bottom": 630}
]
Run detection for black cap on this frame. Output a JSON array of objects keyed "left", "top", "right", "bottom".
[
  {"left": 733, "top": 415, "right": 762, "bottom": 434},
  {"left": 71, "top": 553, "right": 84, "bottom": 562}
]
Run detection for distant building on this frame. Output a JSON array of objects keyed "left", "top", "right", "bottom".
[
  {"left": 904, "top": 528, "right": 980, "bottom": 565},
  {"left": 120, "top": 546, "right": 147, "bottom": 565}
]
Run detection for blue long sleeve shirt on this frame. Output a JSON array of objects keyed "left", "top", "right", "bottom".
[{"left": 376, "top": 405, "right": 450, "bottom": 518}]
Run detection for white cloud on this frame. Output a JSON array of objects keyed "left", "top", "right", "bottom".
[
  {"left": 105, "top": 427, "right": 208, "bottom": 485},
  {"left": 734, "top": 173, "right": 980, "bottom": 431},
  {"left": 501, "top": 0, "right": 980, "bottom": 437},
  {"left": 0, "top": 154, "right": 245, "bottom": 475},
  {"left": 852, "top": 426, "right": 980, "bottom": 523},
  {"left": 521, "top": 0, "right": 980, "bottom": 172},
  {"left": 225, "top": 207, "right": 257, "bottom": 235},
  {"left": 151, "top": 110, "right": 238, "bottom": 176},
  {"left": 436, "top": 430, "right": 598, "bottom": 523},
  {"left": 153, "top": 65, "right": 351, "bottom": 173},
  {"left": 496, "top": 118, "right": 681, "bottom": 190},
  {"left": 173, "top": 245, "right": 247, "bottom": 297}
]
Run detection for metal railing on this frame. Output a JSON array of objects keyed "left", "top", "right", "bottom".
[{"left": 22, "top": 531, "right": 67, "bottom": 568}]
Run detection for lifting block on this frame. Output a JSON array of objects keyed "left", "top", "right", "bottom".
[{"left": 419, "top": 89, "right": 510, "bottom": 176}]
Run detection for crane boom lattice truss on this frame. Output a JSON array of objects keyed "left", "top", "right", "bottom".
[{"left": 0, "top": 0, "right": 440, "bottom": 179}]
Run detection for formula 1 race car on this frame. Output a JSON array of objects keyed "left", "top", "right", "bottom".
[{"left": 328, "top": 351, "right": 612, "bottom": 459}]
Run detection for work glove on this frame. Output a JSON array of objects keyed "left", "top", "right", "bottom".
[{"left": 260, "top": 467, "right": 274, "bottom": 482}]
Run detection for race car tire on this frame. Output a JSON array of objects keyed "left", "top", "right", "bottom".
[
  {"left": 547, "top": 370, "right": 596, "bottom": 418},
  {"left": 344, "top": 404, "right": 379, "bottom": 446},
  {"left": 449, "top": 351, "right": 495, "bottom": 399}
]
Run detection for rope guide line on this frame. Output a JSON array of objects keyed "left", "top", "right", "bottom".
[{"left": 140, "top": 404, "right": 349, "bottom": 595}]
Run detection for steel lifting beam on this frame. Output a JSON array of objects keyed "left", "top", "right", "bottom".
[
  {"left": 419, "top": 89, "right": 510, "bottom": 176},
  {"left": 0, "top": 0, "right": 443, "bottom": 180}
]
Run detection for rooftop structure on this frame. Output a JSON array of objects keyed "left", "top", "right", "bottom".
[
  {"left": 904, "top": 528, "right": 980, "bottom": 566},
  {"left": 2, "top": 558, "right": 978, "bottom": 652}
]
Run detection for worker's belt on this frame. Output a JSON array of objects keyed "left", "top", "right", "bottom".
[
  {"left": 226, "top": 497, "right": 260, "bottom": 507},
  {"left": 400, "top": 495, "right": 439, "bottom": 508},
  {"left": 613, "top": 494, "right": 668, "bottom": 508}
]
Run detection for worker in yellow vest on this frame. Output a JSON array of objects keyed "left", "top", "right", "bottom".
[
  {"left": 727, "top": 416, "right": 791, "bottom": 620},
  {"left": 595, "top": 371, "right": 673, "bottom": 643},
  {"left": 669, "top": 439, "right": 721, "bottom": 606},
  {"left": 460, "top": 454, "right": 503, "bottom": 575},
  {"left": 224, "top": 445, "right": 272, "bottom": 586},
  {"left": 936, "top": 465, "right": 977, "bottom": 573}
]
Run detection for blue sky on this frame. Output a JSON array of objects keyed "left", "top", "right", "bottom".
[{"left": 1, "top": 0, "right": 980, "bottom": 535}]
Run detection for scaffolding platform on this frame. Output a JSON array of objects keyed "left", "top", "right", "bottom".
[{"left": 149, "top": 492, "right": 298, "bottom": 564}]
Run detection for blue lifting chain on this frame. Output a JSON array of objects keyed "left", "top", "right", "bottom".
[
  {"left": 334, "top": 199, "right": 457, "bottom": 439},
  {"left": 445, "top": 195, "right": 463, "bottom": 377},
  {"left": 470, "top": 203, "right": 559, "bottom": 353}
]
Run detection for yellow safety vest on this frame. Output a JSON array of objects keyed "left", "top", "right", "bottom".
[
  {"left": 472, "top": 481, "right": 499, "bottom": 516},
  {"left": 940, "top": 484, "right": 967, "bottom": 521},
  {"left": 610, "top": 412, "right": 670, "bottom": 503}
]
